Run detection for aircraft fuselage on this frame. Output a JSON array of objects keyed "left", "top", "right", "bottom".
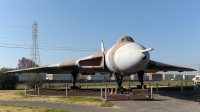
[{"left": 105, "top": 42, "right": 150, "bottom": 75}]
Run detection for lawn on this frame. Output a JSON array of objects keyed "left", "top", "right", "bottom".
[
  {"left": 0, "top": 90, "right": 113, "bottom": 107},
  {"left": 184, "top": 92, "right": 200, "bottom": 104},
  {"left": 0, "top": 104, "right": 70, "bottom": 112}
]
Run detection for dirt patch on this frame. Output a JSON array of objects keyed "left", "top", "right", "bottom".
[{"left": 27, "top": 89, "right": 149, "bottom": 101}]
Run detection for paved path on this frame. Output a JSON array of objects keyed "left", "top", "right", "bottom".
[{"left": 0, "top": 90, "right": 200, "bottom": 112}]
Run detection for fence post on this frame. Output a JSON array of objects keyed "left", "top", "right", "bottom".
[
  {"left": 35, "top": 85, "right": 36, "bottom": 90},
  {"left": 105, "top": 88, "right": 107, "bottom": 101},
  {"left": 127, "top": 88, "right": 130, "bottom": 99},
  {"left": 38, "top": 87, "right": 40, "bottom": 96},
  {"left": 86, "top": 84, "right": 88, "bottom": 89},
  {"left": 194, "top": 82, "right": 197, "bottom": 90},
  {"left": 168, "top": 83, "right": 170, "bottom": 87},
  {"left": 66, "top": 84, "right": 68, "bottom": 97},
  {"left": 185, "top": 81, "right": 187, "bottom": 87},
  {"left": 181, "top": 82, "right": 183, "bottom": 92},
  {"left": 151, "top": 86, "right": 153, "bottom": 100},
  {"left": 196, "top": 83, "right": 199, "bottom": 89},
  {"left": 149, "top": 83, "right": 151, "bottom": 88},
  {"left": 25, "top": 86, "right": 27, "bottom": 95},
  {"left": 101, "top": 87, "right": 103, "bottom": 98},
  {"left": 49, "top": 81, "right": 50, "bottom": 90},
  {"left": 115, "top": 87, "right": 117, "bottom": 94},
  {"left": 156, "top": 83, "right": 158, "bottom": 93}
]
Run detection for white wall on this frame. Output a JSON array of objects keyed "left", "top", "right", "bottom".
[{"left": 16, "top": 73, "right": 46, "bottom": 81}]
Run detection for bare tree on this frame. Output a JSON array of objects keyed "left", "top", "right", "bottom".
[{"left": 18, "top": 57, "right": 39, "bottom": 69}]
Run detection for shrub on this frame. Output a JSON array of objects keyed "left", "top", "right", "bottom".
[
  {"left": 0, "top": 69, "right": 19, "bottom": 90},
  {"left": 26, "top": 73, "right": 44, "bottom": 88}
]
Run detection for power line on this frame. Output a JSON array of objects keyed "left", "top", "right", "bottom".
[
  {"left": 38, "top": 27, "right": 99, "bottom": 48},
  {"left": 0, "top": 23, "right": 101, "bottom": 56},
  {"left": 0, "top": 43, "right": 99, "bottom": 50},
  {"left": 0, "top": 45, "right": 99, "bottom": 51},
  {"left": 0, "top": 24, "right": 31, "bottom": 28},
  {"left": 0, "top": 23, "right": 100, "bottom": 50},
  {"left": 38, "top": 31, "right": 99, "bottom": 49}
]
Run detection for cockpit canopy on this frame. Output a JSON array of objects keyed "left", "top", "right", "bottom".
[{"left": 116, "top": 36, "right": 134, "bottom": 44}]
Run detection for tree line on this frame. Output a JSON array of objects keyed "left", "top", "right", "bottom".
[{"left": 0, "top": 57, "right": 43, "bottom": 90}]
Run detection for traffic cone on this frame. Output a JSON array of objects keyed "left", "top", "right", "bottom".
[
  {"left": 108, "top": 89, "right": 110, "bottom": 94},
  {"left": 111, "top": 88, "right": 114, "bottom": 94}
]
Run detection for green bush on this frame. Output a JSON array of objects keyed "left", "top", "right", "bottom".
[
  {"left": 0, "top": 69, "right": 19, "bottom": 90},
  {"left": 26, "top": 73, "right": 44, "bottom": 88}
]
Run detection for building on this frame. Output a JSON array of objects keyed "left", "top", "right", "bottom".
[
  {"left": 148, "top": 73, "right": 162, "bottom": 81},
  {"left": 130, "top": 74, "right": 138, "bottom": 80},
  {"left": 130, "top": 74, "right": 148, "bottom": 81},
  {"left": 16, "top": 73, "right": 46, "bottom": 81},
  {"left": 183, "top": 75, "right": 195, "bottom": 80},
  {"left": 162, "top": 74, "right": 174, "bottom": 80},
  {"left": 173, "top": 74, "right": 183, "bottom": 80}
]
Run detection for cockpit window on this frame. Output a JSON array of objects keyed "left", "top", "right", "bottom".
[{"left": 116, "top": 36, "right": 134, "bottom": 44}]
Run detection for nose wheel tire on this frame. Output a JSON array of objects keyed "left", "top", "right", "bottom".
[{"left": 117, "top": 87, "right": 124, "bottom": 94}]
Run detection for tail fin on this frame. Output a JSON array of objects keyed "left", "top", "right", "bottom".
[{"left": 101, "top": 40, "right": 105, "bottom": 52}]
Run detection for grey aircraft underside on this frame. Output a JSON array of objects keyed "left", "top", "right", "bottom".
[{"left": 5, "top": 36, "right": 196, "bottom": 93}]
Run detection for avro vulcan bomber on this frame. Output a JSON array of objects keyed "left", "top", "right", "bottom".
[{"left": 5, "top": 36, "right": 195, "bottom": 93}]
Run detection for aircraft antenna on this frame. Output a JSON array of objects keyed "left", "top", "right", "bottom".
[{"left": 29, "top": 21, "right": 41, "bottom": 67}]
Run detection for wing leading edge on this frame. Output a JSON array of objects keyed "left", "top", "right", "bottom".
[
  {"left": 4, "top": 51, "right": 109, "bottom": 74},
  {"left": 144, "top": 60, "right": 196, "bottom": 73},
  {"left": 4, "top": 60, "right": 78, "bottom": 74}
]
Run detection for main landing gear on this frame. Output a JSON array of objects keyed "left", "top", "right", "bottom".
[
  {"left": 115, "top": 73, "right": 124, "bottom": 94},
  {"left": 137, "top": 70, "right": 146, "bottom": 89},
  {"left": 71, "top": 71, "right": 79, "bottom": 90}
]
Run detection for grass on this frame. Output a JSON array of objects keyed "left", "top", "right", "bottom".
[
  {"left": 100, "top": 101, "right": 114, "bottom": 107},
  {"left": 59, "top": 96, "right": 102, "bottom": 102},
  {"left": 2, "top": 81, "right": 194, "bottom": 108},
  {"left": 184, "top": 92, "right": 200, "bottom": 104},
  {"left": 0, "top": 90, "right": 113, "bottom": 107},
  {"left": 0, "top": 104, "right": 70, "bottom": 112}
]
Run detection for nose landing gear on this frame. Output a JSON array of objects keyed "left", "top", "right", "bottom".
[{"left": 115, "top": 73, "right": 124, "bottom": 94}]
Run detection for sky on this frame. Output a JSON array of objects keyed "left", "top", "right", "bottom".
[{"left": 0, "top": 0, "right": 199, "bottom": 75}]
